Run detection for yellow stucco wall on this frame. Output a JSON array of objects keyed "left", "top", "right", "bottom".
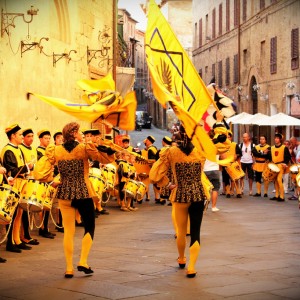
[{"left": 0, "top": 0, "right": 114, "bottom": 146}]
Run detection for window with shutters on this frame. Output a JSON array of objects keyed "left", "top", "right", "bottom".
[
  {"left": 199, "top": 19, "right": 203, "bottom": 47},
  {"left": 291, "top": 28, "right": 299, "bottom": 70},
  {"left": 270, "top": 36, "right": 277, "bottom": 74},
  {"left": 212, "top": 63, "right": 216, "bottom": 79},
  {"left": 260, "top": 0, "right": 265, "bottom": 10},
  {"left": 242, "top": 0, "right": 247, "bottom": 22},
  {"left": 225, "top": 57, "right": 230, "bottom": 85},
  {"left": 234, "top": 54, "right": 238, "bottom": 83},
  {"left": 226, "top": 0, "right": 230, "bottom": 32},
  {"left": 234, "top": 0, "right": 239, "bottom": 28},
  {"left": 219, "top": 4, "right": 222, "bottom": 36},
  {"left": 212, "top": 8, "right": 216, "bottom": 39},
  {"left": 218, "top": 60, "right": 223, "bottom": 87}
]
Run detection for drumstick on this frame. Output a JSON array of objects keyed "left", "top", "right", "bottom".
[
  {"left": 14, "top": 165, "right": 26, "bottom": 179},
  {"left": 3, "top": 173, "right": 9, "bottom": 182}
]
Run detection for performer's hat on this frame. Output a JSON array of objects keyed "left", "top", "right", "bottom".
[
  {"left": 53, "top": 131, "right": 62, "bottom": 140},
  {"left": 5, "top": 124, "right": 21, "bottom": 137},
  {"left": 37, "top": 129, "right": 51, "bottom": 138},
  {"left": 162, "top": 136, "right": 172, "bottom": 145},
  {"left": 144, "top": 135, "right": 155, "bottom": 144},
  {"left": 22, "top": 128, "right": 34, "bottom": 137},
  {"left": 122, "top": 135, "right": 130, "bottom": 143},
  {"left": 275, "top": 133, "right": 283, "bottom": 140}
]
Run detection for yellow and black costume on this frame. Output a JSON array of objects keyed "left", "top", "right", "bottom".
[
  {"left": 19, "top": 128, "right": 40, "bottom": 245},
  {"left": 35, "top": 122, "right": 114, "bottom": 278},
  {"left": 267, "top": 133, "right": 291, "bottom": 201},
  {"left": 1, "top": 124, "right": 31, "bottom": 253},
  {"left": 150, "top": 126, "right": 206, "bottom": 278},
  {"left": 252, "top": 138, "right": 271, "bottom": 197}
]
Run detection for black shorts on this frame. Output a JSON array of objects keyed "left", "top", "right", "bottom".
[
  {"left": 241, "top": 163, "right": 254, "bottom": 180},
  {"left": 204, "top": 170, "right": 220, "bottom": 191}
]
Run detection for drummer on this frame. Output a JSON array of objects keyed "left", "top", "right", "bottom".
[
  {"left": 36, "top": 129, "right": 55, "bottom": 239},
  {"left": 0, "top": 164, "right": 7, "bottom": 262},
  {"left": 252, "top": 135, "right": 271, "bottom": 197},
  {"left": 19, "top": 128, "right": 40, "bottom": 245},
  {"left": 267, "top": 133, "right": 291, "bottom": 202},
  {"left": 122, "top": 135, "right": 134, "bottom": 152},
  {"left": 1, "top": 124, "right": 32, "bottom": 253},
  {"left": 116, "top": 150, "right": 132, "bottom": 211}
]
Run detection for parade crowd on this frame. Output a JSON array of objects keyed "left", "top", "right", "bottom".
[{"left": 0, "top": 119, "right": 299, "bottom": 279}]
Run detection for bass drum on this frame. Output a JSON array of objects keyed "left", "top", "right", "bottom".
[
  {"left": 225, "top": 161, "right": 245, "bottom": 181},
  {"left": 0, "top": 184, "right": 20, "bottom": 223},
  {"left": 19, "top": 179, "right": 47, "bottom": 212},
  {"left": 262, "top": 163, "right": 280, "bottom": 182}
]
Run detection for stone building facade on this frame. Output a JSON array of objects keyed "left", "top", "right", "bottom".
[
  {"left": 192, "top": 0, "right": 300, "bottom": 141},
  {"left": 0, "top": 0, "right": 116, "bottom": 144}
]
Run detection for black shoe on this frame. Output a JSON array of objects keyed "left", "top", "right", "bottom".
[
  {"left": 77, "top": 265, "right": 94, "bottom": 274},
  {"left": 167, "top": 202, "right": 172, "bottom": 206},
  {"left": 76, "top": 221, "right": 84, "bottom": 227},
  {"left": 226, "top": 194, "right": 231, "bottom": 198},
  {"left": 137, "top": 200, "right": 143, "bottom": 204},
  {"left": 39, "top": 230, "right": 55, "bottom": 239},
  {"left": 160, "top": 200, "right": 166, "bottom": 205},
  {"left": 0, "top": 257, "right": 7, "bottom": 263},
  {"left": 16, "top": 242, "right": 32, "bottom": 250},
  {"left": 6, "top": 245, "right": 22, "bottom": 253},
  {"left": 145, "top": 198, "right": 150, "bottom": 201},
  {"left": 100, "top": 209, "right": 109, "bottom": 215},
  {"left": 264, "top": 194, "right": 268, "bottom": 198},
  {"left": 270, "top": 197, "right": 278, "bottom": 201},
  {"left": 22, "top": 239, "right": 39, "bottom": 245},
  {"left": 236, "top": 194, "right": 242, "bottom": 198},
  {"left": 95, "top": 209, "right": 101, "bottom": 215},
  {"left": 64, "top": 273, "right": 74, "bottom": 278},
  {"left": 277, "top": 197, "right": 285, "bottom": 202},
  {"left": 253, "top": 193, "right": 261, "bottom": 197},
  {"left": 155, "top": 199, "right": 160, "bottom": 204},
  {"left": 56, "top": 227, "right": 64, "bottom": 233}
]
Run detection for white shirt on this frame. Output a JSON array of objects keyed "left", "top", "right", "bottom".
[
  {"left": 240, "top": 143, "right": 253, "bottom": 163},
  {"left": 204, "top": 156, "right": 219, "bottom": 171}
]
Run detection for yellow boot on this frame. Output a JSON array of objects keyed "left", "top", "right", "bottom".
[
  {"left": 77, "top": 233, "right": 94, "bottom": 274},
  {"left": 255, "top": 182, "right": 261, "bottom": 196},
  {"left": 187, "top": 241, "right": 200, "bottom": 278}
]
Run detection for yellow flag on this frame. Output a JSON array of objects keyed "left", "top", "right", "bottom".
[
  {"left": 145, "top": 0, "right": 217, "bottom": 161},
  {"left": 28, "top": 90, "right": 137, "bottom": 131}
]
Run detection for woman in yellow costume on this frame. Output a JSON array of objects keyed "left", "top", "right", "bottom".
[
  {"left": 150, "top": 125, "right": 207, "bottom": 278},
  {"left": 35, "top": 122, "right": 114, "bottom": 278}
]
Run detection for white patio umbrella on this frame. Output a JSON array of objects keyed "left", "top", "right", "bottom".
[
  {"left": 245, "top": 113, "right": 272, "bottom": 125},
  {"left": 226, "top": 112, "right": 253, "bottom": 124},
  {"left": 259, "top": 112, "right": 300, "bottom": 126}
]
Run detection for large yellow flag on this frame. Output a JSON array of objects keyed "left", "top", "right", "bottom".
[
  {"left": 145, "top": 0, "right": 217, "bottom": 161},
  {"left": 28, "top": 74, "right": 137, "bottom": 130}
]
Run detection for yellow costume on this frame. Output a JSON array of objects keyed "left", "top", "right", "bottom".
[
  {"left": 35, "top": 136, "right": 114, "bottom": 277},
  {"left": 150, "top": 141, "right": 207, "bottom": 278}
]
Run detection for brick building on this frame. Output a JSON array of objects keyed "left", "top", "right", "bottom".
[{"left": 192, "top": 0, "right": 300, "bottom": 141}]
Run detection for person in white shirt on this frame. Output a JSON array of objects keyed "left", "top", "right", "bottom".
[
  {"left": 204, "top": 157, "right": 220, "bottom": 212},
  {"left": 240, "top": 133, "right": 255, "bottom": 195}
]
